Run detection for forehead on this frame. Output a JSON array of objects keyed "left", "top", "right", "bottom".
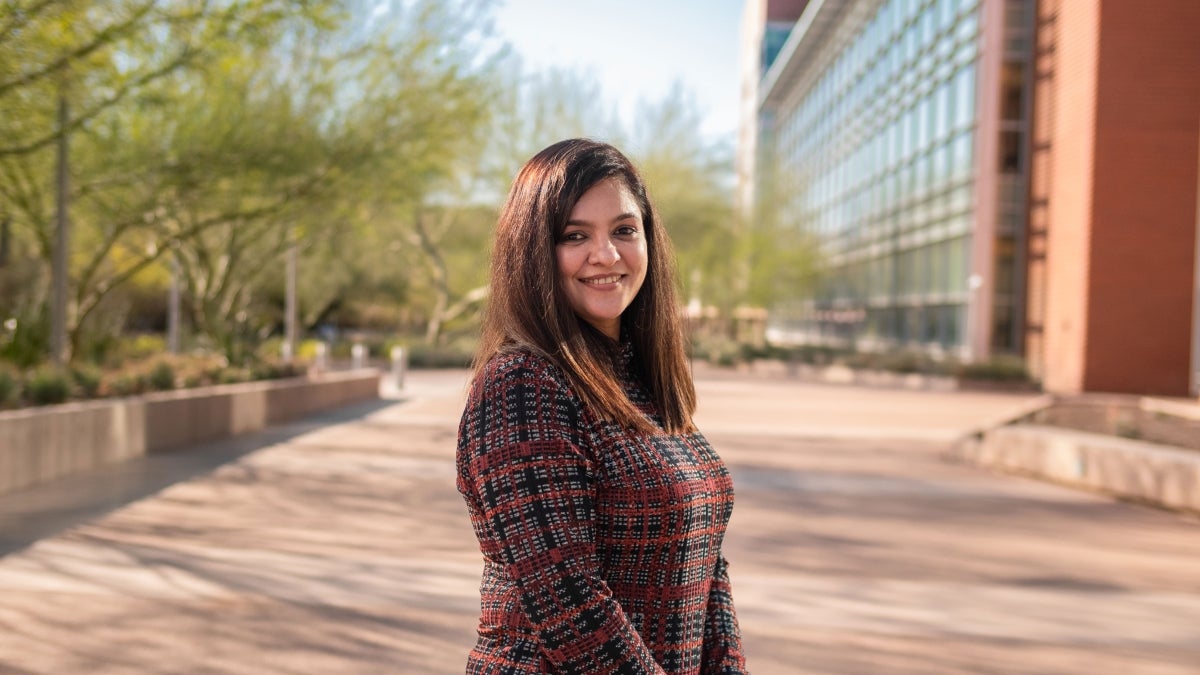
[{"left": 569, "top": 178, "right": 641, "bottom": 218}]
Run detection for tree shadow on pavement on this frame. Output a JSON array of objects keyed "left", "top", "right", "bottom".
[{"left": 0, "top": 398, "right": 400, "bottom": 559}]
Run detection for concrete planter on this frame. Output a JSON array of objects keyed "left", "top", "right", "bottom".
[
  {"left": 0, "top": 370, "right": 381, "bottom": 495},
  {"left": 951, "top": 424, "right": 1200, "bottom": 514}
]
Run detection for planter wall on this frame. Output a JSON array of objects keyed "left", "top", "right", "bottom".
[
  {"left": 0, "top": 370, "right": 380, "bottom": 495},
  {"left": 951, "top": 424, "right": 1200, "bottom": 514}
]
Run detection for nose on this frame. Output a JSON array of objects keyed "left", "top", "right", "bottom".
[{"left": 587, "top": 236, "right": 620, "bottom": 266}]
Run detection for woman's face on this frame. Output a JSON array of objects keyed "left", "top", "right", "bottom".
[{"left": 555, "top": 178, "right": 648, "bottom": 340}]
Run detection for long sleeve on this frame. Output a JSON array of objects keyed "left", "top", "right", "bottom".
[
  {"left": 458, "top": 360, "right": 666, "bottom": 674},
  {"left": 701, "top": 555, "right": 748, "bottom": 674}
]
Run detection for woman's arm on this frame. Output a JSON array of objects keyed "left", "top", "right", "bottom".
[
  {"left": 459, "top": 358, "right": 666, "bottom": 674},
  {"left": 702, "top": 554, "right": 749, "bottom": 674}
]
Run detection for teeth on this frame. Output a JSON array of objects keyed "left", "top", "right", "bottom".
[{"left": 584, "top": 275, "right": 620, "bottom": 285}]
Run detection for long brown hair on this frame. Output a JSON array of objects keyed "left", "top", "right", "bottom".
[{"left": 475, "top": 138, "right": 696, "bottom": 434}]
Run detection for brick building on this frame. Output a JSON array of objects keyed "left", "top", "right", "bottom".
[
  {"left": 1025, "top": 0, "right": 1200, "bottom": 396},
  {"left": 743, "top": 0, "right": 1200, "bottom": 397}
]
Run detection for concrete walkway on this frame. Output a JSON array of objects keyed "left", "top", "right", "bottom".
[{"left": 0, "top": 369, "right": 1198, "bottom": 674}]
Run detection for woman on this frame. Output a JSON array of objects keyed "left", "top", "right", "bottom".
[{"left": 456, "top": 139, "right": 748, "bottom": 674}]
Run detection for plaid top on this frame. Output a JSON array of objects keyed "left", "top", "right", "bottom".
[{"left": 456, "top": 345, "right": 747, "bottom": 674}]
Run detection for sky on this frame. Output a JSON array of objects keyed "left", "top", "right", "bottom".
[{"left": 490, "top": 0, "right": 746, "bottom": 144}]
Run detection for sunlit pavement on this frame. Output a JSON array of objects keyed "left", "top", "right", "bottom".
[{"left": 1, "top": 369, "right": 1198, "bottom": 674}]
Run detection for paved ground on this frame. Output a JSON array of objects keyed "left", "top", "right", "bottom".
[{"left": 0, "top": 368, "right": 1198, "bottom": 674}]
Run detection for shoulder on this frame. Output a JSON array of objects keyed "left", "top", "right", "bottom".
[
  {"left": 473, "top": 348, "right": 574, "bottom": 399},
  {"left": 462, "top": 348, "right": 584, "bottom": 429},
  {"left": 459, "top": 348, "right": 591, "bottom": 451}
]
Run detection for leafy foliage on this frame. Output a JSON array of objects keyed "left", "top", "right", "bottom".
[
  {"left": 0, "top": 361, "right": 18, "bottom": 406},
  {"left": 1, "top": 0, "right": 803, "bottom": 369},
  {"left": 24, "top": 365, "right": 69, "bottom": 405},
  {"left": 0, "top": 0, "right": 504, "bottom": 362}
]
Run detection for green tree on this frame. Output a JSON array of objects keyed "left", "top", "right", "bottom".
[
  {"left": 482, "top": 58, "right": 621, "bottom": 194},
  {"left": 627, "top": 83, "right": 739, "bottom": 319},
  {"left": 744, "top": 147, "right": 820, "bottom": 311},
  {"left": 0, "top": 0, "right": 501, "bottom": 362},
  {"left": 0, "top": 0, "right": 341, "bottom": 362},
  {"left": 295, "top": 0, "right": 501, "bottom": 348}
]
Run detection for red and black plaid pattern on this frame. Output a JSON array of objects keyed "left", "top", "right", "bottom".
[{"left": 456, "top": 347, "right": 748, "bottom": 674}]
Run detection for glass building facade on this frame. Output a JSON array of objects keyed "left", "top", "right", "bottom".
[{"left": 757, "top": 0, "right": 1034, "bottom": 359}]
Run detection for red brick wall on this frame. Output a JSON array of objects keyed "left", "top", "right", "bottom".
[
  {"left": 1024, "top": 0, "right": 1051, "bottom": 382},
  {"left": 1029, "top": 0, "right": 1199, "bottom": 396},
  {"left": 1085, "top": 0, "right": 1200, "bottom": 394},
  {"left": 1032, "top": 0, "right": 1101, "bottom": 394}
]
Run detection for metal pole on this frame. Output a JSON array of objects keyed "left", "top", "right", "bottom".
[
  {"left": 167, "top": 254, "right": 181, "bottom": 353},
  {"left": 284, "top": 238, "right": 297, "bottom": 363},
  {"left": 391, "top": 346, "right": 407, "bottom": 390},
  {"left": 50, "top": 92, "right": 70, "bottom": 365}
]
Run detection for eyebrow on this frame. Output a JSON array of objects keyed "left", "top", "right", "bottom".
[{"left": 564, "top": 212, "right": 640, "bottom": 227}]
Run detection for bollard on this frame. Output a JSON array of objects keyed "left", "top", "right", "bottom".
[
  {"left": 315, "top": 342, "right": 328, "bottom": 371},
  {"left": 351, "top": 343, "right": 366, "bottom": 370},
  {"left": 391, "top": 346, "right": 407, "bottom": 390}
]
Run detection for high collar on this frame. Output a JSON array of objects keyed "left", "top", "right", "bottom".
[{"left": 585, "top": 322, "right": 635, "bottom": 375}]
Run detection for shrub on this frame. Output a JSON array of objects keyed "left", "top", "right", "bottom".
[
  {"left": 686, "top": 335, "right": 742, "bottom": 367},
  {"left": 148, "top": 361, "right": 176, "bottom": 391},
  {"left": 250, "top": 359, "right": 304, "bottom": 381},
  {"left": 105, "top": 371, "right": 148, "bottom": 397},
  {"left": 793, "top": 345, "right": 841, "bottom": 365},
  {"left": 25, "top": 366, "right": 71, "bottom": 406},
  {"left": 217, "top": 367, "right": 251, "bottom": 385},
  {"left": 877, "top": 350, "right": 929, "bottom": 374},
  {"left": 296, "top": 339, "right": 326, "bottom": 362},
  {"left": 70, "top": 363, "right": 103, "bottom": 398},
  {"left": 843, "top": 351, "right": 882, "bottom": 370},
  {"left": 404, "top": 342, "right": 475, "bottom": 369},
  {"left": 120, "top": 334, "right": 167, "bottom": 360},
  {"left": 0, "top": 312, "right": 50, "bottom": 368},
  {"left": 255, "top": 337, "right": 286, "bottom": 362},
  {"left": 0, "top": 363, "right": 20, "bottom": 407},
  {"left": 734, "top": 341, "right": 772, "bottom": 362},
  {"left": 958, "top": 355, "right": 1029, "bottom": 382}
]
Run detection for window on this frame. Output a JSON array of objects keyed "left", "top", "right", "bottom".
[
  {"left": 946, "top": 235, "right": 969, "bottom": 293},
  {"left": 999, "top": 130, "right": 1021, "bottom": 172},
  {"left": 953, "top": 130, "right": 974, "bottom": 180},
  {"left": 940, "top": 0, "right": 957, "bottom": 31},
  {"left": 930, "top": 239, "right": 949, "bottom": 293},
  {"left": 1001, "top": 61, "right": 1025, "bottom": 121},
  {"left": 954, "top": 65, "right": 976, "bottom": 128},
  {"left": 933, "top": 140, "right": 950, "bottom": 189}
]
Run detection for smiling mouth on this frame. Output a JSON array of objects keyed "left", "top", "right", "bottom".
[{"left": 582, "top": 275, "right": 622, "bottom": 286}]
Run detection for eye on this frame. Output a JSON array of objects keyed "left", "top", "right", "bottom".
[
  {"left": 559, "top": 230, "right": 586, "bottom": 243},
  {"left": 615, "top": 224, "right": 639, "bottom": 236}
]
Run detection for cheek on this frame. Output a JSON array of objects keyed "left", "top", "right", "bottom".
[
  {"left": 633, "top": 242, "right": 649, "bottom": 274},
  {"left": 555, "top": 247, "right": 571, "bottom": 277}
]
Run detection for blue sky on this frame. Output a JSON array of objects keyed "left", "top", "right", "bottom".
[{"left": 490, "top": 0, "right": 745, "bottom": 143}]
